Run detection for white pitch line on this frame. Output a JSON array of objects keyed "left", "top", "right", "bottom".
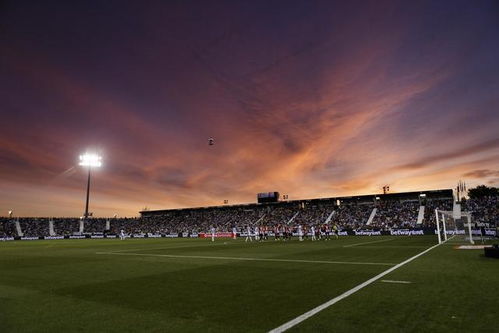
[
  {"left": 353, "top": 245, "right": 427, "bottom": 249},
  {"left": 268, "top": 241, "right": 443, "bottom": 333},
  {"left": 381, "top": 280, "right": 412, "bottom": 284},
  {"left": 95, "top": 252, "right": 396, "bottom": 266},
  {"left": 103, "top": 243, "right": 203, "bottom": 253},
  {"left": 343, "top": 238, "right": 396, "bottom": 248}
]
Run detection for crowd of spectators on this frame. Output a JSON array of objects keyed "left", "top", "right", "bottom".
[
  {"left": 293, "top": 203, "right": 334, "bottom": 227},
  {"left": 53, "top": 218, "right": 81, "bottom": 236},
  {"left": 0, "top": 218, "right": 17, "bottom": 238},
  {"left": 19, "top": 218, "right": 51, "bottom": 237},
  {"left": 259, "top": 205, "right": 297, "bottom": 226},
  {"left": 462, "top": 196, "right": 499, "bottom": 226},
  {"left": 1, "top": 196, "right": 496, "bottom": 238},
  {"left": 372, "top": 200, "right": 420, "bottom": 229},
  {"left": 330, "top": 203, "right": 373, "bottom": 229},
  {"left": 85, "top": 218, "right": 108, "bottom": 234},
  {"left": 423, "top": 198, "right": 453, "bottom": 228},
  {"left": 137, "top": 207, "right": 266, "bottom": 235}
]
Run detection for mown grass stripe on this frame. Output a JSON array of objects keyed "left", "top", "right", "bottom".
[{"left": 96, "top": 251, "right": 397, "bottom": 266}]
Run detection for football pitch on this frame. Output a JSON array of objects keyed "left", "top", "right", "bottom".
[{"left": 1, "top": 236, "right": 497, "bottom": 332}]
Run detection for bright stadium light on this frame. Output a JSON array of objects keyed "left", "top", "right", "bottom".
[
  {"left": 79, "top": 152, "right": 102, "bottom": 220},
  {"left": 79, "top": 153, "right": 102, "bottom": 167}
]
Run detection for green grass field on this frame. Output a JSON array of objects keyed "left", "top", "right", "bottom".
[{"left": 1, "top": 236, "right": 497, "bottom": 332}]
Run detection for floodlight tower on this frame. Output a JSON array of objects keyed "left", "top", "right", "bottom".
[{"left": 79, "top": 153, "right": 102, "bottom": 220}]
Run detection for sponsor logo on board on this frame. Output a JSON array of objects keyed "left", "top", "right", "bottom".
[
  {"left": 44, "top": 236, "right": 64, "bottom": 240},
  {"left": 354, "top": 230, "right": 382, "bottom": 236}
]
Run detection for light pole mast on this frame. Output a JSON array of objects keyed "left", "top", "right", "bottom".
[
  {"left": 79, "top": 153, "right": 102, "bottom": 220},
  {"left": 84, "top": 166, "right": 91, "bottom": 219}
]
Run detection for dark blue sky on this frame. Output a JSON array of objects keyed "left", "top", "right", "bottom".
[{"left": 1, "top": 0, "right": 498, "bottom": 216}]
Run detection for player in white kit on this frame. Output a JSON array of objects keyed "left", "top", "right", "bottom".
[
  {"left": 245, "top": 226, "right": 253, "bottom": 242},
  {"left": 298, "top": 225, "right": 303, "bottom": 241},
  {"left": 120, "top": 229, "right": 126, "bottom": 240},
  {"left": 211, "top": 226, "right": 216, "bottom": 242},
  {"left": 310, "top": 226, "right": 317, "bottom": 241},
  {"left": 255, "top": 225, "right": 260, "bottom": 241},
  {"left": 232, "top": 226, "right": 237, "bottom": 240}
]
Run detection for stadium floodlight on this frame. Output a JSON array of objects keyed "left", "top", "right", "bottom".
[
  {"left": 79, "top": 153, "right": 102, "bottom": 167},
  {"left": 79, "top": 153, "right": 102, "bottom": 220}
]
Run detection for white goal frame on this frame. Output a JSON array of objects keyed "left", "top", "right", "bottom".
[{"left": 435, "top": 209, "right": 474, "bottom": 244}]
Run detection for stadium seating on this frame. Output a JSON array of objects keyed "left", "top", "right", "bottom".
[
  {"left": 462, "top": 196, "right": 499, "bottom": 226},
  {"left": 2, "top": 196, "right": 497, "bottom": 238}
]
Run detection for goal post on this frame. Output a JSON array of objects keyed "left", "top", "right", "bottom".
[{"left": 435, "top": 209, "right": 474, "bottom": 244}]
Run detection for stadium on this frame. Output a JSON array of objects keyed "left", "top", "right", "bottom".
[
  {"left": 1, "top": 187, "right": 498, "bottom": 332},
  {"left": 2, "top": 1, "right": 499, "bottom": 332}
]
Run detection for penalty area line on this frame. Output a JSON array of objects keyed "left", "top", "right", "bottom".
[
  {"left": 380, "top": 280, "right": 412, "bottom": 284},
  {"left": 343, "top": 238, "right": 396, "bottom": 247},
  {"left": 95, "top": 252, "right": 396, "bottom": 266},
  {"left": 268, "top": 241, "right": 442, "bottom": 333}
]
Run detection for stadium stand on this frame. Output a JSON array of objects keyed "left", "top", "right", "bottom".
[
  {"left": 330, "top": 203, "right": 373, "bottom": 229},
  {"left": 372, "top": 200, "right": 420, "bottom": 228},
  {"left": 2, "top": 189, "right": 497, "bottom": 239},
  {"left": 462, "top": 196, "right": 499, "bottom": 226}
]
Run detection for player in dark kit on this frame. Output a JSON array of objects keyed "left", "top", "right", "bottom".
[{"left": 324, "top": 224, "right": 330, "bottom": 240}]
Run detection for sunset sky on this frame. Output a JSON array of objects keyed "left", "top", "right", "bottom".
[{"left": 1, "top": 0, "right": 498, "bottom": 217}]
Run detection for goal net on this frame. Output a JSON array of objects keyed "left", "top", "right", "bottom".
[{"left": 435, "top": 208, "right": 474, "bottom": 244}]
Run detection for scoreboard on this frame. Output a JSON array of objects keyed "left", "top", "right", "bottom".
[{"left": 257, "top": 192, "right": 280, "bottom": 203}]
